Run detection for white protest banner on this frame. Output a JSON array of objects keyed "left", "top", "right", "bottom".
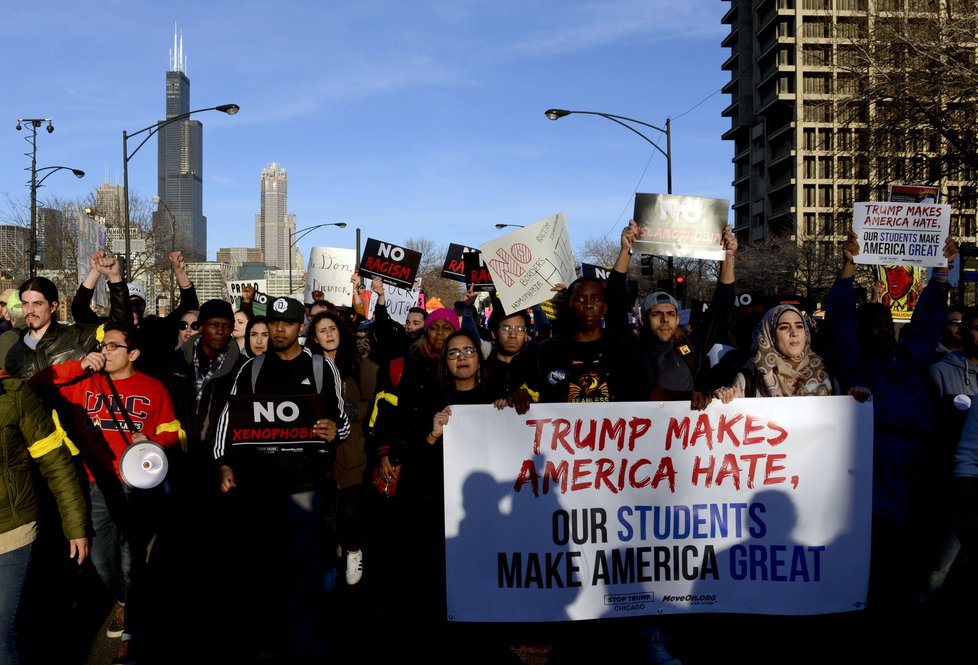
[
  {"left": 633, "top": 194, "right": 728, "bottom": 261},
  {"left": 480, "top": 213, "right": 576, "bottom": 314},
  {"left": 227, "top": 279, "right": 267, "bottom": 300},
  {"left": 305, "top": 247, "right": 356, "bottom": 304},
  {"left": 444, "top": 397, "right": 872, "bottom": 622},
  {"left": 853, "top": 201, "right": 950, "bottom": 268},
  {"left": 367, "top": 284, "right": 422, "bottom": 325}
]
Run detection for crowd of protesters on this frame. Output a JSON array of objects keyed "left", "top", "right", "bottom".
[{"left": 0, "top": 221, "right": 975, "bottom": 665}]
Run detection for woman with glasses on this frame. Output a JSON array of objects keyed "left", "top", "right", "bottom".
[
  {"left": 378, "top": 329, "right": 491, "bottom": 654},
  {"left": 175, "top": 310, "right": 200, "bottom": 349}
]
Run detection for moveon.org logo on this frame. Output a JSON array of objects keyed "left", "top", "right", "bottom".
[{"left": 662, "top": 594, "right": 717, "bottom": 603}]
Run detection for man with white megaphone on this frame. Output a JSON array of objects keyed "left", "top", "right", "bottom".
[{"left": 38, "top": 322, "right": 183, "bottom": 665}]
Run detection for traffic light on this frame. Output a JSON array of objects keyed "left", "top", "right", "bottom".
[{"left": 674, "top": 274, "right": 686, "bottom": 301}]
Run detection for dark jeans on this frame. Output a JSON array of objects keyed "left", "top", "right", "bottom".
[
  {"left": 0, "top": 541, "right": 32, "bottom": 665},
  {"left": 88, "top": 480, "right": 157, "bottom": 639}
]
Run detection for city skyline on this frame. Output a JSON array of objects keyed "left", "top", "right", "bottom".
[{"left": 2, "top": 1, "right": 731, "bottom": 267}]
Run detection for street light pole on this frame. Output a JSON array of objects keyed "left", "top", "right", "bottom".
[
  {"left": 544, "top": 108, "right": 673, "bottom": 278},
  {"left": 288, "top": 222, "right": 347, "bottom": 295},
  {"left": 122, "top": 103, "right": 239, "bottom": 282},
  {"left": 16, "top": 119, "right": 85, "bottom": 279}
]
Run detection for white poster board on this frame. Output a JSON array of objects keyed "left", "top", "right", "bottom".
[
  {"left": 305, "top": 247, "right": 356, "bottom": 304},
  {"left": 227, "top": 279, "right": 267, "bottom": 300},
  {"left": 444, "top": 397, "right": 873, "bottom": 622},
  {"left": 367, "top": 284, "right": 422, "bottom": 325},
  {"left": 480, "top": 213, "right": 577, "bottom": 314},
  {"left": 853, "top": 202, "right": 950, "bottom": 268}
]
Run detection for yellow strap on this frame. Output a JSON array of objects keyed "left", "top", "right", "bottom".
[
  {"left": 155, "top": 420, "right": 187, "bottom": 448},
  {"left": 95, "top": 324, "right": 106, "bottom": 344},
  {"left": 28, "top": 423, "right": 66, "bottom": 459},
  {"left": 523, "top": 385, "right": 540, "bottom": 403},
  {"left": 367, "top": 391, "right": 399, "bottom": 428},
  {"left": 51, "top": 410, "right": 80, "bottom": 456}
]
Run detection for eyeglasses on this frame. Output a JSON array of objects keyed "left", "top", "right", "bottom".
[
  {"left": 446, "top": 346, "right": 478, "bottom": 360},
  {"left": 178, "top": 321, "right": 201, "bottom": 331},
  {"left": 948, "top": 319, "right": 963, "bottom": 325},
  {"left": 498, "top": 324, "right": 527, "bottom": 335},
  {"left": 97, "top": 342, "right": 130, "bottom": 352}
]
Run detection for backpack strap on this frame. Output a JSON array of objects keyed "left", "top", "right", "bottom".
[
  {"left": 313, "top": 354, "right": 323, "bottom": 393},
  {"left": 250, "top": 355, "right": 265, "bottom": 392}
]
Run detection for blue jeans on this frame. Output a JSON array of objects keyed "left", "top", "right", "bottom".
[
  {"left": 0, "top": 541, "right": 33, "bottom": 665},
  {"left": 89, "top": 482, "right": 128, "bottom": 604},
  {"left": 89, "top": 481, "right": 155, "bottom": 639}
]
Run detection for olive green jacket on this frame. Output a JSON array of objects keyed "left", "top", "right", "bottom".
[{"left": 0, "top": 377, "right": 87, "bottom": 540}]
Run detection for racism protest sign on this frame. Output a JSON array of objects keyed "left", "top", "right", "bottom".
[
  {"left": 359, "top": 238, "right": 422, "bottom": 289},
  {"left": 853, "top": 201, "right": 950, "bottom": 268},
  {"left": 442, "top": 243, "right": 479, "bottom": 282},
  {"left": 463, "top": 251, "right": 494, "bottom": 291},
  {"left": 443, "top": 397, "right": 872, "bottom": 622},
  {"left": 580, "top": 262, "right": 612, "bottom": 283},
  {"left": 222, "top": 394, "right": 328, "bottom": 451},
  {"left": 633, "top": 194, "right": 729, "bottom": 261},
  {"left": 366, "top": 283, "right": 423, "bottom": 325},
  {"left": 480, "top": 213, "right": 577, "bottom": 314},
  {"left": 305, "top": 247, "right": 356, "bottom": 303}
]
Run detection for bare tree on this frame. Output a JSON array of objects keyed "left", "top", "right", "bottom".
[
  {"left": 403, "top": 236, "right": 464, "bottom": 306},
  {"left": 835, "top": 4, "right": 978, "bottom": 233}
]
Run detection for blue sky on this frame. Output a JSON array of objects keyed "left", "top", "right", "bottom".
[{"left": 2, "top": 0, "right": 732, "bottom": 263}]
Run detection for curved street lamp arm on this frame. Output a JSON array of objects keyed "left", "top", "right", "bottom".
[
  {"left": 550, "top": 109, "right": 669, "bottom": 159},
  {"left": 125, "top": 104, "right": 239, "bottom": 163},
  {"left": 35, "top": 165, "right": 85, "bottom": 187},
  {"left": 291, "top": 223, "right": 347, "bottom": 247}
]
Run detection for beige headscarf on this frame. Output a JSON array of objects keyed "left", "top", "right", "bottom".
[{"left": 750, "top": 305, "right": 832, "bottom": 397}]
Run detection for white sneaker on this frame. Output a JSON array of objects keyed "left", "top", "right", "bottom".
[{"left": 345, "top": 549, "right": 363, "bottom": 585}]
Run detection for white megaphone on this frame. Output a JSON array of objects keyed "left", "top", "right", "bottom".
[{"left": 119, "top": 442, "right": 169, "bottom": 489}]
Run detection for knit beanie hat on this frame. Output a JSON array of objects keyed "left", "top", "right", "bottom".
[
  {"left": 198, "top": 299, "right": 234, "bottom": 323},
  {"left": 424, "top": 308, "right": 460, "bottom": 332}
]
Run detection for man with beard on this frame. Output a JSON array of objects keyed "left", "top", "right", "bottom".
[
  {"left": 3, "top": 257, "right": 130, "bottom": 381},
  {"left": 636, "top": 223, "right": 737, "bottom": 408},
  {"left": 213, "top": 296, "right": 349, "bottom": 661}
]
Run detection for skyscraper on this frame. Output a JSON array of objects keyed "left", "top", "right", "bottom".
[
  {"left": 254, "top": 162, "right": 296, "bottom": 270},
  {"left": 155, "top": 28, "right": 207, "bottom": 261},
  {"left": 721, "top": 0, "right": 976, "bottom": 248}
]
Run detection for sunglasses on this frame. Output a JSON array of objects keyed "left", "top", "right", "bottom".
[{"left": 178, "top": 320, "right": 201, "bottom": 331}]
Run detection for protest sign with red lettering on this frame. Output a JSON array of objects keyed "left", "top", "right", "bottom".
[
  {"left": 444, "top": 397, "right": 872, "bottom": 622},
  {"left": 480, "top": 213, "right": 576, "bottom": 314},
  {"left": 305, "top": 247, "right": 356, "bottom": 304},
  {"left": 633, "top": 194, "right": 729, "bottom": 261},
  {"left": 359, "top": 238, "right": 422, "bottom": 289},
  {"left": 853, "top": 201, "right": 950, "bottom": 268},
  {"left": 221, "top": 394, "right": 328, "bottom": 450},
  {"left": 463, "top": 251, "right": 495, "bottom": 292},
  {"left": 442, "top": 243, "right": 479, "bottom": 282}
]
